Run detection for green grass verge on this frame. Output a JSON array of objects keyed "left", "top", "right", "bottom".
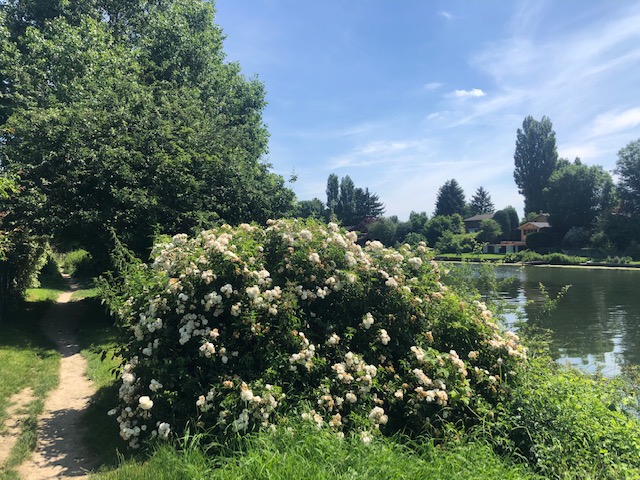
[
  {"left": 76, "top": 297, "right": 128, "bottom": 468},
  {"left": 0, "top": 296, "right": 60, "bottom": 478},
  {"left": 92, "top": 424, "right": 540, "bottom": 480}
]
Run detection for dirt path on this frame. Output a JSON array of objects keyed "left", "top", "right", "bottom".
[{"left": 17, "top": 278, "right": 99, "bottom": 479}]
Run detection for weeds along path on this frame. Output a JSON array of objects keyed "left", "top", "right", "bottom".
[{"left": 18, "top": 276, "right": 99, "bottom": 479}]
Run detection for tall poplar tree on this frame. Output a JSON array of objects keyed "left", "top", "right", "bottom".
[{"left": 513, "top": 116, "right": 559, "bottom": 215}]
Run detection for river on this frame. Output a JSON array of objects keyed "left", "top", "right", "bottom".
[{"left": 446, "top": 264, "right": 640, "bottom": 376}]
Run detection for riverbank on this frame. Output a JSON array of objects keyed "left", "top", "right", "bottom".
[{"left": 435, "top": 254, "right": 640, "bottom": 269}]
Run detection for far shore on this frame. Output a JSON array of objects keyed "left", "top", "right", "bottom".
[{"left": 435, "top": 256, "right": 640, "bottom": 271}]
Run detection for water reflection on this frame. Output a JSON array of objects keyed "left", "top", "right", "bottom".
[{"left": 463, "top": 265, "right": 640, "bottom": 375}]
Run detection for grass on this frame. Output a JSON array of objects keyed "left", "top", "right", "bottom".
[
  {"left": 0, "top": 294, "right": 60, "bottom": 478},
  {"left": 75, "top": 294, "right": 129, "bottom": 468},
  {"left": 92, "top": 424, "right": 541, "bottom": 480}
]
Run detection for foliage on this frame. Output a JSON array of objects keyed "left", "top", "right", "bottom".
[
  {"left": 469, "top": 186, "right": 495, "bottom": 216},
  {"left": 58, "top": 249, "right": 96, "bottom": 277},
  {"left": 503, "top": 251, "right": 544, "bottom": 263},
  {"left": 93, "top": 423, "right": 540, "bottom": 480},
  {"left": 476, "top": 219, "right": 502, "bottom": 244},
  {"left": 434, "top": 179, "right": 466, "bottom": 217},
  {"left": 422, "top": 214, "right": 464, "bottom": 247},
  {"left": 0, "top": 230, "right": 49, "bottom": 299},
  {"left": 366, "top": 217, "right": 397, "bottom": 246},
  {"left": 403, "top": 232, "right": 427, "bottom": 246},
  {"left": 544, "top": 162, "right": 614, "bottom": 236},
  {"left": 597, "top": 213, "right": 640, "bottom": 251},
  {"left": 295, "top": 198, "right": 326, "bottom": 220},
  {"left": 493, "top": 207, "right": 520, "bottom": 242},
  {"left": 513, "top": 116, "right": 558, "bottom": 215},
  {"left": 561, "top": 226, "right": 591, "bottom": 249},
  {"left": 604, "top": 256, "right": 632, "bottom": 265},
  {"left": 624, "top": 240, "right": 640, "bottom": 261},
  {"left": 503, "top": 251, "right": 584, "bottom": 265},
  {"left": 325, "top": 174, "right": 339, "bottom": 218},
  {"left": 543, "top": 252, "right": 583, "bottom": 265},
  {"left": 525, "top": 231, "right": 557, "bottom": 251},
  {"left": 616, "top": 138, "right": 640, "bottom": 217},
  {"left": 98, "top": 219, "right": 527, "bottom": 448},
  {"left": 490, "top": 357, "right": 640, "bottom": 479},
  {"left": 435, "top": 232, "right": 479, "bottom": 254},
  {"left": 330, "top": 175, "right": 384, "bottom": 226},
  {"left": 0, "top": 0, "right": 295, "bottom": 266}
]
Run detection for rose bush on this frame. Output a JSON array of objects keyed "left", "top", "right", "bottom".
[{"left": 100, "top": 219, "right": 526, "bottom": 448}]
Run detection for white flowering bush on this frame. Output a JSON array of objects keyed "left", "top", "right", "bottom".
[{"left": 100, "top": 219, "right": 527, "bottom": 448}]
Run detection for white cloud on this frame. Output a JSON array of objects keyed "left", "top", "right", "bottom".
[
  {"left": 559, "top": 143, "right": 601, "bottom": 161},
  {"left": 449, "top": 88, "right": 486, "bottom": 98},
  {"left": 439, "top": 11, "right": 453, "bottom": 21},
  {"left": 424, "top": 82, "right": 443, "bottom": 91},
  {"left": 587, "top": 107, "right": 640, "bottom": 138},
  {"left": 329, "top": 139, "right": 433, "bottom": 169}
]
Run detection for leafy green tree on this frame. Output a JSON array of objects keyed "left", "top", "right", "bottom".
[
  {"left": 514, "top": 116, "right": 559, "bottom": 214},
  {"left": 0, "top": 1, "right": 295, "bottom": 264},
  {"left": 409, "top": 211, "right": 429, "bottom": 232},
  {"left": 330, "top": 175, "right": 384, "bottom": 225},
  {"left": 544, "top": 162, "right": 614, "bottom": 236},
  {"left": 435, "top": 231, "right": 478, "bottom": 254},
  {"left": 295, "top": 198, "right": 325, "bottom": 220},
  {"left": 562, "top": 226, "right": 591, "bottom": 249},
  {"left": 616, "top": 138, "right": 640, "bottom": 217},
  {"left": 422, "top": 214, "right": 464, "bottom": 247},
  {"left": 434, "top": 179, "right": 466, "bottom": 217},
  {"left": 469, "top": 187, "right": 495, "bottom": 215},
  {"left": 367, "top": 217, "right": 397, "bottom": 246},
  {"left": 476, "top": 219, "right": 502, "bottom": 244}
]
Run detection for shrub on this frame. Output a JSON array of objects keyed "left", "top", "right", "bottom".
[
  {"left": 61, "top": 249, "right": 96, "bottom": 277},
  {"left": 476, "top": 219, "right": 502, "bottom": 244},
  {"left": 491, "top": 357, "right": 640, "bottom": 479},
  {"left": 604, "top": 256, "right": 632, "bottom": 265},
  {"left": 402, "top": 232, "right": 427, "bottom": 246},
  {"left": 366, "top": 218, "right": 397, "bottom": 246},
  {"left": 525, "top": 230, "right": 558, "bottom": 251},
  {"left": 510, "top": 251, "right": 544, "bottom": 263},
  {"left": 624, "top": 240, "right": 640, "bottom": 261},
  {"left": 99, "top": 219, "right": 526, "bottom": 448},
  {"left": 435, "top": 232, "right": 479, "bottom": 254},
  {"left": 561, "top": 227, "right": 590, "bottom": 249},
  {"left": 544, "top": 253, "right": 582, "bottom": 265}
]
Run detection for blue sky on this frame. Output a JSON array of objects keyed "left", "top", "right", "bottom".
[{"left": 215, "top": 0, "right": 640, "bottom": 220}]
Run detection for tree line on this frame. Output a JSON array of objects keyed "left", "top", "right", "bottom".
[{"left": 1, "top": 0, "right": 640, "bottom": 307}]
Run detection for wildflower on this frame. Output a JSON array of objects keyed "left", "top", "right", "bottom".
[
  {"left": 138, "top": 396, "right": 154, "bottom": 410},
  {"left": 379, "top": 329, "right": 391, "bottom": 345},
  {"left": 361, "top": 312, "right": 374, "bottom": 329},
  {"left": 360, "top": 431, "right": 373, "bottom": 444},
  {"left": 368, "top": 406, "right": 388, "bottom": 426},
  {"left": 327, "top": 333, "right": 340, "bottom": 346},
  {"left": 149, "top": 379, "right": 163, "bottom": 392},
  {"left": 308, "top": 252, "right": 321, "bottom": 263}
]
